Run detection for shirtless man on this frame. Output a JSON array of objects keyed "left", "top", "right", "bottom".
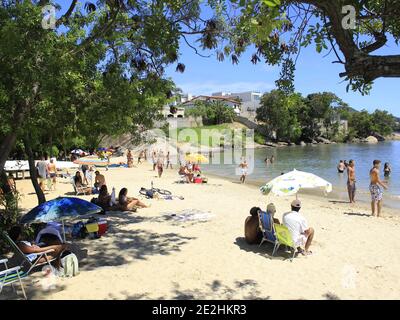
[
  {"left": 369, "top": 160, "right": 388, "bottom": 217},
  {"left": 94, "top": 171, "right": 106, "bottom": 189},
  {"left": 239, "top": 159, "right": 248, "bottom": 184},
  {"left": 346, "top": 160, "right": 356, "bottom": 203},
  {"left": 48, "top": 159, "right": 57, "bottom": 190}
]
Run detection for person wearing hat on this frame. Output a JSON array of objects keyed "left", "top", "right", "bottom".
[{"left": 282, "top": 199, "right": 314, "bottom": 255}]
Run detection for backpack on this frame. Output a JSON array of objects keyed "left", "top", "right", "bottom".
[{"left": 60, "top": 253, "right": 79, "bottom": 277}]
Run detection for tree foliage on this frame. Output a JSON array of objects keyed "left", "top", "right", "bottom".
[
  {"left": 257, "top": 90, "right": 398, "bottom": 143},
  {"left": 185, "top": 100, "right": 236, "bottom": 125}
]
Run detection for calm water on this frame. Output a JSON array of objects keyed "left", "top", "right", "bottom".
[{"left": 202, "top": 141, "right": 400, "bottom": 208}]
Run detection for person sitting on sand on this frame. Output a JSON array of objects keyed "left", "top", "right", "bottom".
[
  {"left": 282, "top": 200, "right": 314, "bottom": 256},
  {"left": 337, "top": 160, "right": 345, "bottom": 173},
  {"left": 97, "top": 185, "right": 112, "bottom": 211},
  {"left": 185, "top": 166, "right": 194, "bottom": 183},
  {"left": 118, "top": 188, "right": 148, "bottom": 211},
  {"left": 94, "top": 171, "right": 106, "bottom": 189},
  {"left": 74, "top": 171, "right": 92, "bottom": 194},
  {"left": 266, "top": 203, "right": 280, "bottom": 224},
  {"left": 244, "top": 207, "right": 263, "bottom": 245},
  {"left": 9, "top": 225, "right": 69, "bottom": 269}
]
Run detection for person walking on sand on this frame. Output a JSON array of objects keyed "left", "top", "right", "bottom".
[
  {"left": 36, "top": 156, "right": 49, "bottom": 192},
  {"left": 347, "top": 160, "right": 356, "bottom": 203},
  {"left": 156, "top": 156, "right": 164, "bottom": 178},
  {"left": 48, "top": 159, "right": 57, "bottom": 191},
  {"left": 152, "top": 151, "right": 156, "bottom": 171},
  {"left": 166, "top": 151, "right": 173, "bottom": 169},
  {"left": 369, "top": 160, "right": 388, "bottom": 217},
  {"left": 127, "top": 149, "right": 133, "bottom": 167},
  {"left": 239, "top": 159, "right": 248, "bottom": 184}
]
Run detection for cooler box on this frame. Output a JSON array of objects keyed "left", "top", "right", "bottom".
[{"left": 98, "top": 219, "right": 108, "bottom": 236}]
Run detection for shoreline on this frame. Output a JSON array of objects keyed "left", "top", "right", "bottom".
[{"left": 205, "top": 171, "right": 400, "bottom": 213}]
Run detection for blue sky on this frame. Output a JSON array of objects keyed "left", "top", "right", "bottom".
[
  {"left": 54, "top": 1, "right": 400, "bottom": 116},
  {"left": 165, "top": 40, "right": 400, "bottom": 117}
]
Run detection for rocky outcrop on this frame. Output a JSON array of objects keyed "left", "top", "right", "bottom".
[
  {"left": 315, "top": 137, "right": 332, "bottom": 144},
  {"left": 371, "top": 132, "right": 385, "bottom": 141},
  {"left": 364, "top": 136, "right": 379, "bottom": 144}
]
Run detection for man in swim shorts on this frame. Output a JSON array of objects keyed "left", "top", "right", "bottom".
[{"left": 369, "top": 160, "right": 388, "bottom": 217}]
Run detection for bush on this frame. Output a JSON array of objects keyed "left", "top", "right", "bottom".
[{"left": 0, "top": 190, "right": 22, "bottom": 254}]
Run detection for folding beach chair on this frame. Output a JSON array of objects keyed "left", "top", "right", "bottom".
[
  {"left": 0, "top": 258, "right": 27, "bottom": 299},
  {"left": 1, "top": 231, "right": 56, "bottom": 274},
  {"left": 272, "top": 224, "right": 297, "bottom": 262},
  {"left": 71, "top": 177, "right": 91, "bottom": 195},
  {"left": 258, "top": 211, "right": 279, "bottom": 254}
]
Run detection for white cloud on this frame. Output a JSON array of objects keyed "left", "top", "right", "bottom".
[{"left": 176, "top": 81, "right": 275, "bottom": 96}]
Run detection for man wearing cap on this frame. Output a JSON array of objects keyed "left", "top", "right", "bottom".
[{"left": 282, "top": 200, "right": 314, "bottom": 255}]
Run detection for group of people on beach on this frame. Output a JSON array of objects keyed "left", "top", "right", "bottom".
[
  {"left": 337, "top": 159, "right": 390, "bottom": 217},
  {"left": 245, "top": 199, "right": 314, "bottom": 256},
  {"left": 36, "top": 156, "right": 58, "bottom": 191},
  {"left": 178, "top": 162, "right": 204, "bottom": 183}
]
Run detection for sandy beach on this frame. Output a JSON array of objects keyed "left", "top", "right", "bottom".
[{"left": 3, "top": 161, "right": 400, "bottom": 300}]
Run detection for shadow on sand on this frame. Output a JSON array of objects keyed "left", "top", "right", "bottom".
[
  {"left": 234, "top": 237, "right": 294, "bottom": 261},
  {"left": 343, "top": 212, "right": 371, "bottom": 217}
]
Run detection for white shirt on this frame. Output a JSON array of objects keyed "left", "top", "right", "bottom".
[{"left": 282, "top": 211, "right": 309, "bottom": 247}]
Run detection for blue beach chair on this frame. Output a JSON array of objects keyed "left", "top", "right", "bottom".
[{"left": 258, "top": 210, "right": 279, "bottom": 254}]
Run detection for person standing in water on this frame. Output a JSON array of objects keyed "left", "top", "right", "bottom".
[
  {"left": 346, "top": 160, "right": 356, "bottom": 203},
  {"left": 384, "top": 162, "right": 391, "bottom": 177},
  {"left": 369, "top": 160, "right": 388, "bottom": 217},
  {"left": 270, "top": 155, "right": 275, "bottom": 163},
  {"left": 337, "top": 160, "right": 346, "bottom": 173},
  {"left": 239, "top": 159, "right": 248, "bottom": 184}
]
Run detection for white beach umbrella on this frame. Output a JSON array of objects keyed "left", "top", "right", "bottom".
[{"left": 260, "top": 169, "right": 332, "bottom": 198}]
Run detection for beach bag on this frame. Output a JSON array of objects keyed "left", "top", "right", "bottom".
[
  {"left": 72, "top": 221, "right": 86, "bottom": 238},
  {"left": 60, "top": 253, "right": 79, "bottom": 277}
]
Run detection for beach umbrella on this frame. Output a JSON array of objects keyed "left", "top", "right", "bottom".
[
  {"left": 260, "top": 169, "right": 332, "bottom": 198},
  {"left": 71, "top": 149, "right": 85, "bottom": 155},
  {"left": 20, "top": 197, "right": 102, "bottom": 241},
  {"left": 73, "top": 156, "right": 108, "bottom": 166},
  {"left": 184, "top": 153, "right": 209, "bottom": 163}
]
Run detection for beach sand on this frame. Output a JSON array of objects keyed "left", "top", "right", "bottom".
[{"left": 4, "top": 162, "right": 400, "bottom": 300}]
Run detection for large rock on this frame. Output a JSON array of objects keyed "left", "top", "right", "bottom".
[
  {"left": 299, "top": 141, "right": 307, "bottom": 146},
  {"left": 277, "top": 141, "right": 289, "bottom": 146},
  {"left": 315, "top": 136, "right": 331, "bottom": 144},
  {"left": 265, "top": 142, "right": 279, "bottom": 147},
  {"left": 372, "top": 132, "right": 385, "bottom": 141},
  {"left": 364, "top": 136, "right": 379, "bottom": 144}
]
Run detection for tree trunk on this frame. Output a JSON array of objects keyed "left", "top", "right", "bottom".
[
  {"left": 0, "top": 100, "right": 30, "bottom": 177},
  {"left": 23, "top": 138, "right": 46, "bottom": 205},
  {"left": 0, "top": 132, "right": 18, "bottom": 178}
]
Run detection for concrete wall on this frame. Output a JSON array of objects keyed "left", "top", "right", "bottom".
[{"left": 154, "top": 116, "right": 203, "bottom": 129}]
